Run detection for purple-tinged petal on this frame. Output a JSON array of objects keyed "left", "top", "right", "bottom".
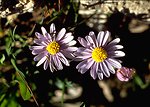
[
  {"left": 32, "top": 48, "right": 46, "bottom": 55},
  {"left": 45, "top": 33, "right": 52, "bottom": 42},
  {"left": 41, "top": 27, "right": 47, "bottom": 37},
  {"left": 107, "top": 58, "right": 122, "bottom": 68},
  {"left": 34, "top": 52, "right": 48, "bottom": 61},
  {"left": 90, "top": 62, "right": 98, "bottom": 79},
  {"left": 33, "top": 39, "right": 47, "bottom": 46},
  {"left": 108, "top": 51, "right": 125, "bottom": 58},
  {"left": 50, "top": 23, "right": 56, "bottom": 34},
  {"left": 106, "top": 45, "right": 123, "bottom": 51},
  {"left": 63, "top": 47, "right": 78, "bottom": 52},
  {"left": 75, "top": 47, "right": 92, "bottom": 53},
  {"left": 97, "top": 31, "right": 104, "bottom": 46},
  {"left": 102, "top": 31, "right": 110, "bottom": 46},
  {"left": 76, "top": 54, "right": 91, "bottom": 60},
  {"left": 106, "top": 38, "right": 120, "bottom": 49},
  {"left": 101, "top": 62, "right": 110, "bottom": 77},
  {"left": 66, "top": 40, "right": 76, "bottom": 46},
  {"left": 61, "top": 50, "right": 75, "bottom": 59},
  {"left": 86, "top": 35, "right": 96, "bottom": 48},
  {"left": 104, "top": 60, "right": 115, "bottom": 74},
  {"left": 49, "top": 56, "right": 56, "bottom": 72},
  {"left": 64, "top": 32, "right": 72, "bottom": 38},
  {"left": 116, "top": 67, "right": 135, "bottom": 82},
  {"left": 76, "top": 60, "right": 87, "bottom": 69},
  {"left": 89, "top": 31, "right": 98, "bottom": 47},
  {"left": 44, "top": 59, "right": 49, "bottom": 70},
  {"left": 52, "top": 55, "right": 63, "bottom": 70},
  {"left": 78, "top": 37, "right": 89, "bottom": 47},
  {"left": 36, "top": 56, "right": 47, "bottom": 66},
  {"left": 56, "top": 28, "right": 66, "bottom": 41},
  {"left": 57, "top": 52, "right": 70, "bottom": 66},
  {"left": 85, "top": 58, "right": 94, "bottom": 69},
  {"left": 35, "top": 32, "right": 44, "bottom": 39},
  {"left": 78, "top": 68, "right": 87, "bottom": 74},
  {"left": 98, "top": 72, "right": 103, "bottom": 80},
  {"left": 30, "top": 46, "right": 45, "bottom": 50},
  {"left": 60, "top": 35, "right": 74, "bottom": 44}
]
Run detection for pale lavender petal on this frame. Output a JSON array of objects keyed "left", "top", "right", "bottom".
[
  {"left": 89, "top": 31, "right": 98, "bottom": 47},
  {"left": 86, "top": 35, "right": 96, "bottom": 48},
  {"left": 56, "top": 28, "right": 66, "bottom": 41},
  {"left": 64, "top": 32, "right": 72, "bottom": 38},
  {"left": 102, "top": 31, "right": 110, "bottom": 46},
  {"left": 104, "top": 60, "right": 115, "bottom": 74},
  {"left": 45, "top": 33, "right": 52, "bottom": 42},
  {"left": 44, "top": 59, "right": 49, "bottom": 70},
  {"left": 66, "top": 40, "right": 76, "bottom": 46},
  {"left": 63, "top": 47, "right": 78, "bottom": 52},
  {"left": 32, "top": 48, "right": 46, "bottom": 55},
  {"left": 76, "top": 48, "right": 92, "bottom": 53},
  {"left": 78, "top": 68, "right": 88, "bottom": 74},
  {"left": 35, "top": 32, "right": 44, "bottom": 39},
  {"left": 49, "top": 56, "right": 56, "bottom": 72},
  {"left": 34, "top": 52, "right": 48, "bottom": 61},
  {"left": 85, "top": 58, "right": 94, "bottom": 69},
  {"left": 106, "top": 38, "right": 120, "bottom": 49},
  {"left": 30, "top": 46, "right": 45, "bottom": 50},
  {"left": 98, "top": 72, "right": 103, "bottom": 80},
  {"left": 52, "top": 55, "right": 63, "bottom": 70},
  {"left": 108, "top": 51, "right": 125, "bottom": 58},
  {"left": 76, "top": 55, "right": 91, "bottom": 60},
  {"left": 50, "top": 23, "right": 56, "bottom": 34},
  {"left": 60, "top": 35, "right": 74, "bottom": 44},
  {"left": 97, "top": 31, "right": 104, "bottom": 46},
  {"left": 101, "top": 62, "right": 110, "bottom": 77},
  {"left": 76, "top": 60, "right": 87, "bottom": 69},
  {"left": 34, "top": 39, "right": 47, "bottom": 46},
  {"left": 77, "top": 59, "right": 92, "bottom": 74},
  {"left": 77, "top": 37, "right": 89, "bottom": 47},
  {"left": 41, "top": 27, "right": 47, "bottom": 37},
  {"left": 90, "top": 62, "right": 98, "bottom": 79},
  {"left": 77, "top": 51, "right": 91, "bottom": 56},
  {"left": 36, "top": 56, "right": 47, "bottom": 66},
  {"left": 107, "top": 58, "right": 122, "bottom": 68},
  {"left": 106, "top": 45, "right": 123, "bottom": 51},
  {"left": 61, "top": 50, "right": 75, "bottom": 59},
  {"left": 57, "top": 52, "right": 70, "bottom": 66}
]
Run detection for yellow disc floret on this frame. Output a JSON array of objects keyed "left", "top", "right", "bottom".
[
  {"left": 92, "top": 47, "right": 107, "bottom": 62},
  {"left": 46, "top": 41, "right": 60, "bottom": 55}
]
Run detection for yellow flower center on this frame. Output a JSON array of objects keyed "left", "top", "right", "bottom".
[
  {"left": 92, "top": 47, "right": 107, "bottom": 62},
  {"left": 46, "top": 41, "right": 60, "bottom": 55}
]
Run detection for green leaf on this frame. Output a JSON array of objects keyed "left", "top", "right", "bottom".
[
  {"left": 0, "top": 97, "right": 21, "bottom": 107},
  {"left": 0, "top": 54, "right": 5, "bottom": 64},
  {"left": 10, "top": 59, "right": 38, "bottom": 106},
  {"left": 134, "top": 74, "right": 149, "bottom": 89},
  {"left": 17, "top": 76, "right": 32, "bottom": 100},
  {"left": 11, "top": 58, "right": 32, "bottom": 100},
  {"left": 55, "top": 78, "right": 64, "bottom": 89}
]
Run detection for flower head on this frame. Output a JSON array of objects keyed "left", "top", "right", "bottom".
[
  {"left": 75, "top": 31, "right": 125, "bottom": 80},
  {"left": 116, "top": 67, "right": 135, "bottom": 82},
  {"left": 30, "top": 23, "right": 77, "bottom": 72}
]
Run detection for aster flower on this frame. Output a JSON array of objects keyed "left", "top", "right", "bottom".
[
  {"left": 75, "top": 31, "right": 125, "bottom": 80},
  {"left": 116, "top": 67, "right": 135, "bottom": 82},
  {"left": 30, "top": 23, "right": 77, "bottom": 72}
]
